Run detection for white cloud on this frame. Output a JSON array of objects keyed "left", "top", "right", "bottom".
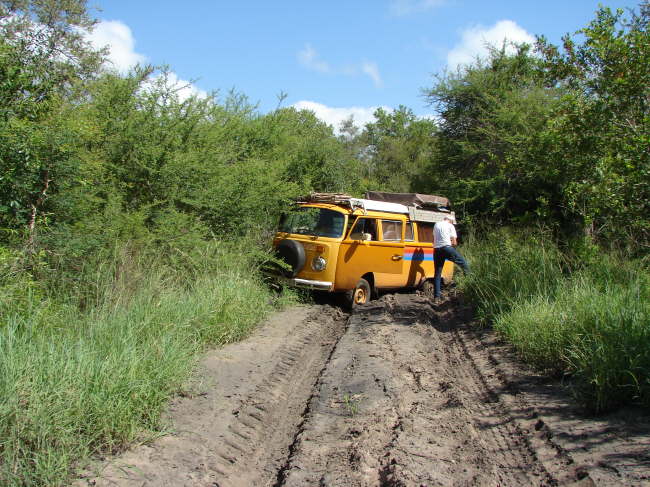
[
  {"left": 298, "top": 43, "right": 330, "bottom": 73},
  {"left": 447, "top": 20, "right": 535, "bottom": 70},
  {"left": 390, "top": 0, "right": 445, "bottom": 16},
  {"left": 84, "top": 20, "right": 206, "bottom": 101},
  {"left": 298, "top": 44, "right": 382, "bottom": 88},
  {"left": 361, "top": 61, "right": 382, "bottom": 87},
  {"left": 292, "top": 101, "right": 390, "bottom": 133},
  {"left": 85, "top": 20, "right": 147, "bottom": 72},
  {"left": 150, "top": 71, "right": 208, "bottom": 102}
]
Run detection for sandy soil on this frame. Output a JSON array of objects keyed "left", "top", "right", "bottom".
[{"left": 76, "top": 293, "right": 650, "bottom": 487}]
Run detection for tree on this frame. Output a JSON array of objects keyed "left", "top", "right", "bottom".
[
  {"left": 420, "top": 3, "right": 648, "bottom": 253},
  {"left": 537, "top": 4, "right": 650, "bottom": 248},
  {"left": 361, "top": 106, "right": 438, "bottom": 192},
  {"left": 0, "top": 0, "right": 104, "bottom": 85},
  {"left": 0, "top": 0, "right": 104, "bottom": 249},
  {"left": 0, "top": 38, "right": 82, "bottom": 248},
  {"left": 421, "top": 45, "right": 566, "bottom": 227}
]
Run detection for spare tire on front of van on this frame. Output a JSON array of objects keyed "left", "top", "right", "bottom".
[{"left": 275, "top": 239, "right": 305, "bottom": 278}]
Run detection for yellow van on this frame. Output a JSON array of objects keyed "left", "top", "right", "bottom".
[{"left": 272, "top": 192, "right": 456, "bottom": 306}]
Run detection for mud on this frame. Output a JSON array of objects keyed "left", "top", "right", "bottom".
[{"left": 77, "top": 293, "right": 650, "bottom": 487}]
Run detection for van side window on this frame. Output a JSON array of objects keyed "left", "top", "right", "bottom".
[
  {"left": 405, "top": 221, "right": 414, "bottom": 241},
  {"left": 418, "top": 222, "right": 434, "bottom": 243},
  {"left": 349, "top": 218, "right": 377, "bottom": 240},
  {"left": 381, "top": 220, "right": 402, "bottom": 241}
]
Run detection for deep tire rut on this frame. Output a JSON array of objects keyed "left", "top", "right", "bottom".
[
  {"left": 275, "top": 294, "right": 571, "bottom": 486},
  {"left": 208, "top": 306, "right": 349, "bottom": 486},
  {"left": 273, "top": 310, "right": 351, "bottom": 487},
  {"left": 78, "top": 295, "right": 650, "bottom": 487}
]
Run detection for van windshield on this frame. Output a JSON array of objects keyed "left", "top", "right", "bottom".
[{"left": 279, "top": 208, "right": 345, "bottom": 238}]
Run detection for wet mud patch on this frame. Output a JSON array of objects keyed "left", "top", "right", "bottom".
[
  {"left": 279, "top": 293, "right": 650, "bottom": 487},
  {"left": 76, "top": 293, "right": 650, "bottom": 487},
  {"left": 280, "top": 294, "right": 553, "bottom": 486}
]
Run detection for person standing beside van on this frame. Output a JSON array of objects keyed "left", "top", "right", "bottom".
[{"left": 433, "top": 216, "right": 469, "bottom": 300}]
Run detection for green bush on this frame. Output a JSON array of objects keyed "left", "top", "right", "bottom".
[
  {"left": 461, "top": 229, "right": 650, "bottom": 412},
  {"left": 0, "top": 241, "right": 277, "bottom": 486},
  {"left": 459, "top": 227, "right": 566, "bottom": 321}
]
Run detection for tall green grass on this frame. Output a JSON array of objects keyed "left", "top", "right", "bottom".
[
  {"left": 0, "top": 242, "right": 282, "bottom": 486},
  {"left": 459, "top": 229, "right": 650, "bottom": 412},
  {"left": 459, "top": 228, "right": 567, "bottom": 320}
]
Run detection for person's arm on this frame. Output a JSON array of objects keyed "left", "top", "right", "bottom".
[
  {"left": 450, "top": 223, "right": 458, "bottom": 246},
  {"left": 451, "top": 236, "right": 457, "bottom": 246}
]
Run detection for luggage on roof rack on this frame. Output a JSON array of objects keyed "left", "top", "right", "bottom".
[
  {"left": 364, "top": 191, "right": 450, "bottom": 210},
  {"left": 298, "top": 192, "right": 451, "bottom": 210},
  {"left": 295, "top": 192, "right": 455, "bottom": 223},
  {"left": 295, "top": 193, "right": 354, "bottom": 205}
]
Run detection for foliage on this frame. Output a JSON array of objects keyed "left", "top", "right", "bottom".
[
  {"left": 0, "top": 0, "right": 104, "bottom": 84},
  {"left": 360, "top": 106, "right": 438, "bottom": 192},
  {"left": 460, "top": 229, "right": 650, "bottom": 412},
  {"left": 537, "top": 4, "right": 650, "bottom": 249},
  {"left": 0, "top": 0, "right": 104, "bottom": 239},
  {"left": 420, "top": 4, "right": 649, "bottom": 252},
  {"left": 0, "top": 38, "right": 78, "bottom": 244},
  {"left": 421, "top": 45, "right": 570, "bottom": 228},
  {"left": 0, "top": 241, "right": 280, "bottom": 486},
  {"left": 458, "top": 226, "right": 566, "bottom": 322}
]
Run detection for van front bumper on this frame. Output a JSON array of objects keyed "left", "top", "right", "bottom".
[{"left": 286, "top": 277, "right": 333, "bottom": 291}]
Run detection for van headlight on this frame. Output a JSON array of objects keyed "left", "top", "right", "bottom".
[{"left": 311, "top": 256, "right": 327, "bottom": 271}]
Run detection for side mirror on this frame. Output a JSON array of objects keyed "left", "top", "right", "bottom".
[{"left": 349, "top": 232, "right": 372, "bottom": 242}]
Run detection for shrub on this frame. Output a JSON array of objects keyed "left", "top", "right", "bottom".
[
  {"left": 461, "top": 229, "right": 650, "bottom": 412},
  {"left": 0, "top": 240, "right": 276, "bottom": 486},
  {"left": 459, "top": 227, "right": 566, "bottom": 321}
]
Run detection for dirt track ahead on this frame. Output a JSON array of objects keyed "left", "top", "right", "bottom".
[{"left": 78, "top": 293, "right": 650, "bottom": 487}]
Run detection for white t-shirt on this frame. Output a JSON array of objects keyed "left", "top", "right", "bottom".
[{"left": 433, "top": 220, "right": 457, "bottom": 248}]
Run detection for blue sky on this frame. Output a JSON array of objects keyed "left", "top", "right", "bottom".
[{"left": 88, "top": 0, "right": 641, "bottom": 130}]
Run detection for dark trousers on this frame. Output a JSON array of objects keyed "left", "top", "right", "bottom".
[{"left": 434, "top": 245, "right": 470, "bottom": 298}]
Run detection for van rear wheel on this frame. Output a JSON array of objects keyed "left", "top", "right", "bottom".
[
  {"left": 421, "top": 279, "right": 435, "bottom": 297},
  {"left": 348, "top": 278, "right": 371, "bottom": 308}
]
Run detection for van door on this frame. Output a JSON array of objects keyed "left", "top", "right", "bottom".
[
  {"left": 335, "top": 217, "right": 404, "bottom": 291},
  {"left": 404, "top": 220, "right": 432, "bottom": 287},
  {"left": 376, "top": 219, "right": 406, "bottom": 288}
]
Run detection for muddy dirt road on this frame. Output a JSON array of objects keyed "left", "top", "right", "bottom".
[{"left": 78, "top": 293, "right": 650, "bottom": 486}]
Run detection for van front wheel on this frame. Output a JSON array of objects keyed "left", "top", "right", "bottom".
[{"left": 350, "top": 278, "right": 371, "bottom": 307}]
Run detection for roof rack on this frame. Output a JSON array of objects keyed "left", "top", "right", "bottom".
[
  {"left": 296, "top": 192, "right": 456, "bottom": 224},
  {"left": 364, "top": 191, "right": 450, "bottom": 210},
  {"left": 295, "top": 193, "right": 353, "bottom": 205}
]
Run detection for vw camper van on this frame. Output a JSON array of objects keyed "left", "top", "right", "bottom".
[{"left": 272, "top": 192, "right": 456, "bottom": 306}]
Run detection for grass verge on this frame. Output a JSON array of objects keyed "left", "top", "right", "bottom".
[
  {"left": 459, "top": 229, "right": 650, "bottom": 412},
  {"left": 0, "top": 241, "right": 285, "bottom": 486}
]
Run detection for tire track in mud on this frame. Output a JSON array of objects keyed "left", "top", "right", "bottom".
[
  {"left": 78, "top": 293, "right": 649, "bottom": 487},
  {"left": 78, "top": 305, "right": 349, "bottom": 487},
  {"left": 211, "top": 307, "right": 347, "bottom": 485},
  {"left": 447, "top": 324, "right": 581, "bottom": 486},
  {"left": 414, "top": 319, "right": 549, "bottom": 486},
  {"left": 277, "top": 294, "right": 564, "bottom": 486}
]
